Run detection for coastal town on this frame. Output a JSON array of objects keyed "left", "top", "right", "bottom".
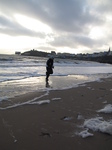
[{"left": 15, "top": 47, "right": 112, "bottom": 64}]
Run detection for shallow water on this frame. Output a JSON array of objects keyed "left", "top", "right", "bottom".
[{"left": 0, "top": 54, "right": 112, "bottom": 101}]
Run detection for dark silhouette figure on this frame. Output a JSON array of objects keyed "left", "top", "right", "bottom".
[{"left": 46, "top": 57, "right": 54, "bottom": 84}]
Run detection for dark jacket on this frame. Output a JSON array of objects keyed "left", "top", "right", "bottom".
[
  {"left": 46, "top": 58, "right": 54, "bottom": 68},
  {"left": 46, "top": 58, "right": 54, "bottom": 74}
]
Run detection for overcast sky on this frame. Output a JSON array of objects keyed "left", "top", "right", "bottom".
[{"left": 0, "top": 0, "right": 112, "bottom": 54}]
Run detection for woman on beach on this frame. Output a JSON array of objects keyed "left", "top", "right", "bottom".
[{"left": 46, "top": 57, "right": 54, "bottom": 83}]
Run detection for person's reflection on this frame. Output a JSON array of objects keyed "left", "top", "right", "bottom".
[{"left": 46, "top": 81, "right": 50, "bottom": 87}]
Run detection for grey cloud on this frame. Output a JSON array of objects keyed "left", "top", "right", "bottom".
[
  {"left": 37, "top": 0, "right": 104, "bottom": 33},
  {"left": 93, "top": 0, "right": 112, "bottom": 14},
  {"left": 0, "top": 15, "right": 45, "bottom": 37},
  {"left": 49, "top": 34, "right": 102, "bottom": 48},
  {"left": 49, "top": 36, "right": 74, "bottom": 48},
  {"left": 37, "top": 46, "right": 56, "bottom": 51},
  {"left": 0, "top": 0, "right": 111, "bottom": 53},
  {"left": 0, "top": 16, "right": 12, "bottom": 27},
  {"left": 0, "top": 0, "right": 105, "bottom": 33},
  {"left": 0, "top": 27, "right": 46, "bottom": 37}
]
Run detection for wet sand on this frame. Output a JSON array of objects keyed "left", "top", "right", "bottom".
[{"left": 0, "top": 77, "right": 112, "bottom": 150}]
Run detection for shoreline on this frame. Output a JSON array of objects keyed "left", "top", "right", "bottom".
[
  {"left": 0, "top": 73, "right": 112, "bottom": 102},
  {"left": 0, "top": 74, "right": 111, "bottom": 109},
  {"left": 0, "top": 77, "right": 112, "bottom": 149}
]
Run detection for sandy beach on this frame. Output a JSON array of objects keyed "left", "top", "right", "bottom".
[{"left": 0, "top": 77, "right": 112, "bottom": 150}]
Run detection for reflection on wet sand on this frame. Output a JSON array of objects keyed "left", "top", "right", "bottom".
[{"left": 46, "top": 81, "right": 50, "bottom": 88}]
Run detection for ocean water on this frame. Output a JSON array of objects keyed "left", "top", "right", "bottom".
[{"left": 0, "top": 54, "right": 112, "bottom": 101}]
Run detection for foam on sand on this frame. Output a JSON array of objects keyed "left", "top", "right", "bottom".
[
  {"left": 0, "top": 91, "right": 49, "bottom": 110},
  {"left": 97, "top": 104, "right": 112, "bottom": 113},
  {"left": 29, "top": 100, "right": 50, "bottom": 105},
  {"left": 77, "top": 103, "right": 112, "bottom": 138},
  {"left": 52, "top": 97, "right": 61, "bottom": 101},
  {"left": 78, "top": 129, "right": 93, "bottom": 138},
  {"left": 83, "top": 117, "right": 112, "bottom": 135}
]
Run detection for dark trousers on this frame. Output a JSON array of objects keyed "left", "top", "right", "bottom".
[{"left": 46, "top": 67, "right": 53, "bottom": 82}]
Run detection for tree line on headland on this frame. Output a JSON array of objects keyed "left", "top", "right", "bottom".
[{"left": 20, "top": 48, "right": 112, "bottom": 64}]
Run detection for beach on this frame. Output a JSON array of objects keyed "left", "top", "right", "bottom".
[
  {"left": 0, "top": 77, "right": 112, "bottom": 150},
  {"left": 1, "top": 54, "right": 112, "bottom": 101}
]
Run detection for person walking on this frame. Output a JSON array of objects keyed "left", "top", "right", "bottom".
[{"left": 46, "top": 57, "right": 54, "bottom": 83}]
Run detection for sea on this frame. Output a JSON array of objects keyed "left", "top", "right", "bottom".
[{"left": 0, "top": 54, "right": 112, "bottom": 102}]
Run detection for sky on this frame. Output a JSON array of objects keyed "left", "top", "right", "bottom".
[{"left": 0, "top": 0, "right": 112, "bottom": 54}]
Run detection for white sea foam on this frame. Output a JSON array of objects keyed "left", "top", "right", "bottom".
[
  {"left": 52, "top": 97, "right": 61, "bottom": 101},
  {"left": 77, "top": 104, "right": 112, "bottom": 138},
  {"left": 62, "top": 116, "right": 73, "bottom": 121},
  {"left": 83, "top": 117, "right": 112, "bottom": 135},
  {"left": 29, "top": 100, "right": 50, "bottom": 105},
  {"left": 77, "top": 114, "right": 84, "bottom": 120},
  {"left": 102, "top": 101, "right": 107, "bottom": 104},
  {"left": 97, "top": 104, "right": 112, "bottom": 113},
  {"left": 78, "top": 129, "right": 93, "bottom": 138},
  {"left": 0, "top": 91, "right": 49, "bottom": 110}
]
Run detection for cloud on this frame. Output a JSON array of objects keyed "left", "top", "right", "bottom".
[
  {"left": 88, "top": 0, "right": 112, "bottom": 14},
  {"left": 0, "top": 14, "right": 46, "bottom": 37},
  {"left": 0, "top": 0, "right": 104, "bottom": 33},
  {"left": 0, "top": 0, "right": 112, "bottom": 54},
  {"left": 49, "top": 33, "right": 104, "bottom": 50},
  {"left": 37, "top": 46, "right": 56, "bottom": 51}
]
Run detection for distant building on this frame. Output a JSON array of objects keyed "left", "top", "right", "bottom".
[
  {"left": 51, "top": 51, "right": 56, "bottom": 55},
  {"left": 15, "top": 51, "right": 21, "bottom": 55},
  {"left": 108, "top": 47, "right": 112, "bottom": 56},
  {"left": 47, "top": 51, "right": 56, "bottom": 57}
]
